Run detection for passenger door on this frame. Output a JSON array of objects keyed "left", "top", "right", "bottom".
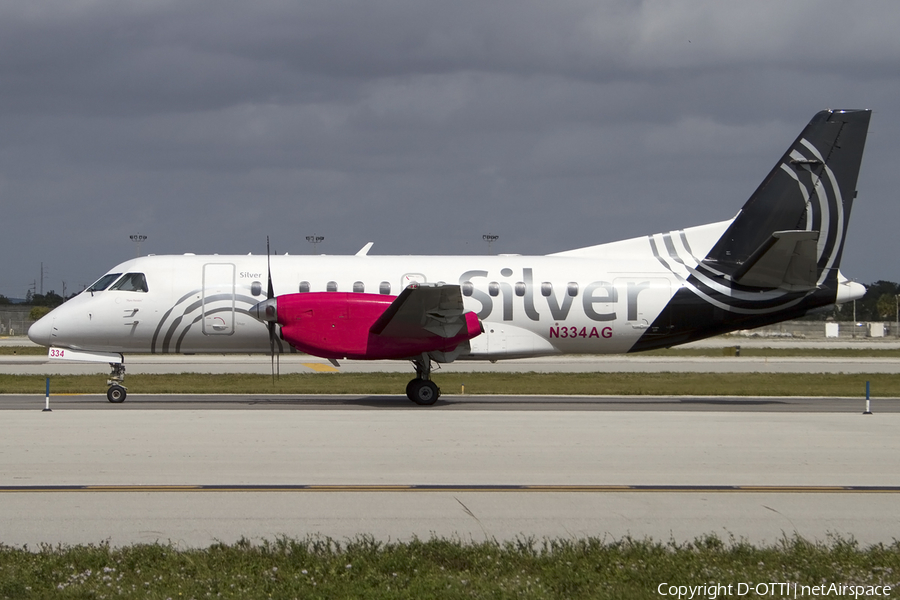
[{"left": 202, "top": 263, "right": 235, "bottom": 335}]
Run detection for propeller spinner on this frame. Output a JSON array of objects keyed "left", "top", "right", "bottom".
[{"left": 249, "top": 298, "right": 278, "bottom": 323}]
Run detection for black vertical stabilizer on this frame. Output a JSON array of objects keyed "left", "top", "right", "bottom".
[
  {"left": 704, "top": 109, "right": 870, "bottom": 281},
  {"left": 632, "top": 110, "right": 871, "bottom": 352}
]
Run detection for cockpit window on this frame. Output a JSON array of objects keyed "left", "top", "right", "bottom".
[
  {"left": 87, "top": 273, "right": 122, "bottom": 292},
  {"left": 109, "top": 273, "right": 149, "bottom": 293}
]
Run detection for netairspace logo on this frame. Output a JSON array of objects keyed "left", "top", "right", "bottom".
[{"left": 657, "top": 582, "right": 892, "bottom": 599}]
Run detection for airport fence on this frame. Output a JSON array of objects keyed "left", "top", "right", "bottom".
[
  {"left": 728, "top": 319, "right": 895, "bottom": 339},
  {"left": 0, "top": 307, "right": 36, "bottom": 337}
]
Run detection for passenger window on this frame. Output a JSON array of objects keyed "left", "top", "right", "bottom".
[
  {"left": 87, "top": 273, "right": 122, "bottom": 292},
  {"left": 567, "top": 282, "right": 579, "bottom": 297},
  {"left": 299, "top": 281, "right": 310, "bottom": 293},
  {"left": 353, "top": 281, "right": 365, "bottom": 293},
  {"left": 251, "top": 281, "right": 262, "bottom": 296},
  {"left": 379, "top": 282, "right": 391, "bottom": 295},
  {"left": 326, "top": 281, "right": 338, "bottom": 292},
  {"left": 110, "top": 273, "right": 149, "bottom": 293}
]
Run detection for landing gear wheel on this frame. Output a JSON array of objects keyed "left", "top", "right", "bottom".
[
  {"left": 107, "top": 385, "right": 127, "bottom": 403},
  {"left": 106, "top": 361, "right": 127, "bottom": 404},
  {"left": 407, "top": 379, "right": 440, "bottom": 405}
]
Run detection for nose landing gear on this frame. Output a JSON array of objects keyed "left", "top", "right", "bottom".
[{"left": 107, "top": 362, "right": 127, "bottom": 403}]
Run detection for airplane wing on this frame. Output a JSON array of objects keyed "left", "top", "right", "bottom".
[{"left": 369, "top": 284, "right": 473, "bottom": 339}]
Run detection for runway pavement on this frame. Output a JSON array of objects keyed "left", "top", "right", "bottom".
[
  {"left": 2, "top": 406, "right": 898, "bottom": 548},
  {"left": 3, "top": 335, "right": 899, "bottom": 549}
]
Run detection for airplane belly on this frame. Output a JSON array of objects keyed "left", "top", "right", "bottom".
[{"left": 465, "top": 323, "right": 559, "bottom": 359}]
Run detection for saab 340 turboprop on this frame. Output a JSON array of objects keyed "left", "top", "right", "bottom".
[{"left": 28, "top": 109, "right": 870, "bottom": 404}]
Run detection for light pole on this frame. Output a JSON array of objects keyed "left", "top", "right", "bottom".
[
  {"left": 482, "top": 233, "right": 499, "bottom": 255},
  {"left": 130, "top": 234, "right": 147, "bottom": 257},
  {"left": 306, "top": 235, "right": 325, "bottom": 254}
]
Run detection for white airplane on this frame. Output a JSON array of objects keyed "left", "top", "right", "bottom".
[{"left": 28, "top": 109, "right": 870, "bottom": 405}]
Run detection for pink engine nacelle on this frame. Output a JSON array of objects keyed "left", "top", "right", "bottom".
[{"left": 274, "top": 292, "right": 482, "bottom": 360}]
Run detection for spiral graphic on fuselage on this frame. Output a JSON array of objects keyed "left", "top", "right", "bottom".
[{"left": 149, "top": 288, "right": 275, "bottom": 353}]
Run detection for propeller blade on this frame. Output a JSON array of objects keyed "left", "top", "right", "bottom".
[
  {"left": 266, "top": 236, "right": 277, "bottom": 383},
  {"left": 269, "top": 322, "right": 276, "bottom": 384},
  {"left": 266, "top": 236, "right": 274, "bottom": 300}
]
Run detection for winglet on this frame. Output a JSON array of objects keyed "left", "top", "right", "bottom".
[{"left": 356, "top": 242, "right": 374, "bottom": 256}]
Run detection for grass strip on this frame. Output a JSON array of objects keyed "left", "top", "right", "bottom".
[
  {"left": 1, "top": 534, "right": 898, "bottom": 599},
  {"left": 1, "top": 372, "right": 898, "bottom": 396}
]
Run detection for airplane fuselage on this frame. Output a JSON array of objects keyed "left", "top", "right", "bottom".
[{"left": 34, "top": 250, "right": 686, "bottom": 359}]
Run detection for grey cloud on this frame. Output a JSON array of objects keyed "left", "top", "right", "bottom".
[
  {"left": 7, "top": 0, "right": 896, "bottom": 118},
  {"left": 1, "top": 0, "right": 900, "bottom": 296}
]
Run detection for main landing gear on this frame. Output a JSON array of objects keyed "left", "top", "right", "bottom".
[
  {"left": 107, "top": 362, "right": 127, "bottom": 403},
  {"left": 406, "top": 356, "right": 440, "bottom": 405}
]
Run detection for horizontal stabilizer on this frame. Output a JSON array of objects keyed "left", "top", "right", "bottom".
[
  {"left": 370, "top": 284, "right": 471, "bottom": 339},
  {"left": 730, "top": 230, "right": 818, "bottom": 290}
]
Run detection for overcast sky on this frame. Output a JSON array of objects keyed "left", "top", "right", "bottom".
[{"left": 2, "top": 0, "right": 899, "bottom": 298}]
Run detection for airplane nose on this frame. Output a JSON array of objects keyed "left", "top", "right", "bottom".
[
  {"left": 28, "top": 314, "right": 55, "bottom": 346},
  {"left": 248, "top": 298, "right": 278, "bottom": 323}
]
